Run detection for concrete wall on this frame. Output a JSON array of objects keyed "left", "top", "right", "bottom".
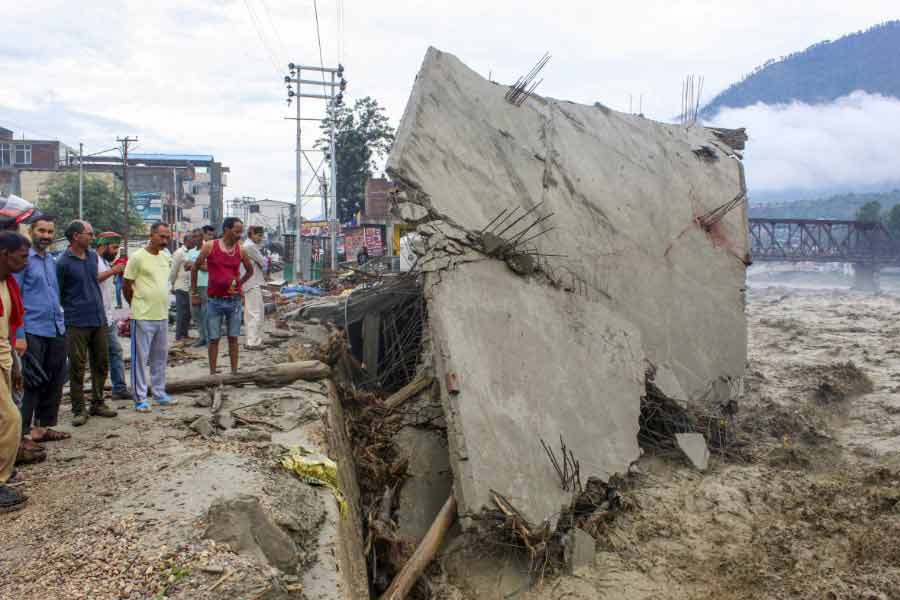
[
  {"left": 388, "top": 47, "right": 748, "bottom": 406},
  {"left": 386, "top": 47, "right": 749, "bottom": 524},
  {"left": 427, "top": 259, "right": 644, "bottom": 525}
]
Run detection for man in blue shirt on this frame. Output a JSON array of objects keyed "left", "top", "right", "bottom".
[
  {"left": 14, "top": 215, "right": 69, "bottom": 455},
  {"left": 56, "top": 220, "right": 116, "bottom": 426}
]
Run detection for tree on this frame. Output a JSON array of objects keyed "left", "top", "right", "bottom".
[
  {"left": 886, "top": 204, "right": 900, "bottom": 237},
  {"left": 855, "top": 200, "right": 882, "bottom": 223},
  {"left": 39, "top": 172, "right": 145, "bottom": 235},
  {"left": 316, "top": 97, "right": 395, "bottom": 223}
]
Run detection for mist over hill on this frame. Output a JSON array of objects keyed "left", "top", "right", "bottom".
[{"left": 704, "top": 21, "right": 900, "bottom": 116}]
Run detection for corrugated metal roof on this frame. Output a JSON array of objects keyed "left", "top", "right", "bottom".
[{"left": 130, "top": 153, "right": 215, "bottom": 162}]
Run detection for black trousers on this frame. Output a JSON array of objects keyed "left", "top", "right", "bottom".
[
  {"left": 66, "top": 325, "right": 108, "bottom": 413},
  {"left": 20, "top": 333, "right": 67, "bottom": 431},
  {"left": 174, "top": 289, "right": 192, "bottom": 340}
]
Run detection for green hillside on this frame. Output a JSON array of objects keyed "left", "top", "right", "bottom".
[
  {"left": 749, "top": 190, "right": 900, "bottom": 220},
  {"left": 704, "top": 21, "right": 900, "bottom": 116}
]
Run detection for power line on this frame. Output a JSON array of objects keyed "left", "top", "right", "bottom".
[
  {"left": 313, "top": 0, "right": 326, "bottom": 78},
  {"left": 258, "top": 0, "right": 287, "bottom": 58},
  {"left": 242, "top": 0, "right": 281, "bottom": 76},
  {"left": 336, "top": 0, "right": 344, "bottom": 63}
]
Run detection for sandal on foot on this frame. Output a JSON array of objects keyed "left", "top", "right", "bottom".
[
  {"left": 31, "top": 428, "right": 71, "bottom": 443},
  {"left": 0, "top": 486, "right": 27, "bottom": 513},
  {"left": 20, "top": 438, "right": 44, "bottom": 452},
  {"left": 15, "top": 446, "right": 46, "bottom": 465}
]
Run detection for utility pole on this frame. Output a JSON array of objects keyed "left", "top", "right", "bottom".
[
  {"left": 284, "top": 62, "right": 345, "bottom": 280},
  {"left": 117, "top": 136, "right": 138, "bottom": 255},
  {"left": 78, "top": 142, "right": 84, "bottom": 219}
]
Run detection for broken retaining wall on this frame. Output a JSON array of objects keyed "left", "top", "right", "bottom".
[{"left": 386, "top": 48, "right": 748, "bottom": 526}]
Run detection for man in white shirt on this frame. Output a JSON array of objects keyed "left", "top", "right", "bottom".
[
  {"left": 169, "top": 232, "right": 197, "bottom": 342},
  {"left": 95, "top": 232, "right": 131, "bottom": 400},
  {"left": 241, "top": 226, "right": 267, "bottom": 349}
]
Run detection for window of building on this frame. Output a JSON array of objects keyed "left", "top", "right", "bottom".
[
  {"left": 202, "top": 207, "right": 209, "bottom": 219},
  {"left": 14, "top": 144, "right": 31, "bottom": 165},
  {"left": 0, "top": 144, "right": 9, "bottom": 166}
]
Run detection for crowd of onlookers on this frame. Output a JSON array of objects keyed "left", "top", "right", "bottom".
[{"left": 0, "top": 197, "right": 268, "bottom": 513}]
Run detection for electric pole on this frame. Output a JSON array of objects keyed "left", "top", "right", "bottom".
[
  {"left": 78, "top": 142, "right": 84, "bottom": 219},
  {"left": 117, "top": 136, "right": 138, "bottom": 254},
  {"left": 284, "top": 62, "right": 345, "bottom": 280}
]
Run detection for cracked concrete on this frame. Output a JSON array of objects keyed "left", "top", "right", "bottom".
[{"left": 387, "top": 47, "right": 748, "bottom": 525}]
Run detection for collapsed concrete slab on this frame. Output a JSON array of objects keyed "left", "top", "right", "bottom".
[
  {"left": 388, "top": 47, "right": 748, "bottom": 404},
  {"left": 387, "top": 47, "right": 748, "bottom": 525},
  {"left": 427, "top": 259, "right": 644, "bottom": 525}
]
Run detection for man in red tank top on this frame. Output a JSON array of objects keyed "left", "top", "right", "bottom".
[{"left": 190, "top": 218, "right": 254, "bottom": 375}]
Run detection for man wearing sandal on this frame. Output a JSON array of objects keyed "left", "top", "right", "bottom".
[
  {"left": 13, "top": 215, "right": 69, "bottom": 463},
  {"left": 0, "top": 232, "right": 32, "bottom": 513}
]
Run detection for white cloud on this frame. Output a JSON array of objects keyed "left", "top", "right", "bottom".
[
  {"left": 1, "top": 1, "right": 898, "bottom": 204},
  {"left": 708, "top": 92, "right": 900, "bottom": 193}
]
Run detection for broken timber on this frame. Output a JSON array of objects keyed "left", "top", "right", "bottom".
[
  {"left": 165, "top": 360, "right": 330, "bottom": 394},
  {"left": 380, "top": 494, "right": 457, "bottom": 600},
  {"left": 384, "top": 374, "right": 433, "bottom": 412}
]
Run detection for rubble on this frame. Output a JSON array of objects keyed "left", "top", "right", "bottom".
[
  {"left": 204, "top": 495, "right": 300, "bottom": 572},
  {"left": 386, "top": 47, "right": 748, "bottom": 525},
  {"left": 566, "top": 528, "right": 596, "bottom": 574},
  {"left": 675, "top": 433, "right": 711, "bottom": 471}
]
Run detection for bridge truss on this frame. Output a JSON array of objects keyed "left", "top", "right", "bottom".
[{"left": 748, "top": 218, "right": 897, "bottom": 264}]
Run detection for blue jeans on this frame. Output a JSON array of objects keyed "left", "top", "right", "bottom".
[
  {"left": 107, "top": 322, "right": 127, "bottom": 394},
  {"left": 207, "top": 296, "right": 242, "bottom": 340},
  {"left": 114, "top": 276, "right": 124, "bottom": 307},
  {"left": 190, "top": 287, "right": 208, "bottom": 345}
]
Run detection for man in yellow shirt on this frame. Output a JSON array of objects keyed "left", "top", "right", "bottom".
[{"left": 123, "top": 223, "right": 174, "bottom": 413}]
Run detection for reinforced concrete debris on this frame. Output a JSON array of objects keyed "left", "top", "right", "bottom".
[
  {"left": 385, "top": 47, "right": 749, "bottom": 527},
  {"left": 675, "top": 433, "right": 711, "bottom": 471},
  {"left": 246, "top": 46, "right": 751, "bottom": 598}
]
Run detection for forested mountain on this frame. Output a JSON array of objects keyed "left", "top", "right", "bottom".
[
  {"left": 704, "top": 21, "right": 900, "bottom": 116},
  {"left": 749, "top": 190, "right": 900, "bottom": 220}
]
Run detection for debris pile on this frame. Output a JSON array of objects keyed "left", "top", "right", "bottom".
[
  {"left": 233, "top": 46, "right": 752, "bottom": 598},
  {"left": 385, "top": 47, "right": 748, "bottom": 528}
]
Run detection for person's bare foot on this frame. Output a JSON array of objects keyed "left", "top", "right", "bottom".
[
  {"left": 21, "top": 438, "right": 44, "bottom": 452},
  {"left": 30, "top": 427, "right": 70, "bottom": 442}
]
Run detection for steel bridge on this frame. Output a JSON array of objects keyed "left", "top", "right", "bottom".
[{"left": 748, "top": 218, "right": 897, "bottom": 264}]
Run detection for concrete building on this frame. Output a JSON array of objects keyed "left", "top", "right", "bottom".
[
  {"left": 82, "top": 153, "right": 229, "bottom": 234},
  {"left": 184, "top": 171, "right": 212, "bottom": 226},
  {"left": 229, "top": 197, "right": 295, "bottom": 233},
  {"left": 0, "top": 127, "right": 73, "bottom": 198}
]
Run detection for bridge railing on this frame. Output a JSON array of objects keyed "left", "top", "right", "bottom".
[{"left": 748, "top": 218, "right": 898, "bottom": 264}]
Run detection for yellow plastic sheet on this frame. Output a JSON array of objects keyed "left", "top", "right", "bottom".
[{"left": 280, "top": 448, "right": 348, "bottom": 517}]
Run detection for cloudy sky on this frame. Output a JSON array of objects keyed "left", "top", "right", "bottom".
[{"left": 2, "top": 1, "right": 898, "bottom": 209}]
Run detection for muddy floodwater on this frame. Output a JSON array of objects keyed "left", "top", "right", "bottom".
[{"left": 512, "top": 267, "right": 900, "bottom": 600}]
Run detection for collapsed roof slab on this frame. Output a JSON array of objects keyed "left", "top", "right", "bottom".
[
  {"left": 387, "top": 47, "right": 748, "bottom": 407},
  {"left": 426, "top": 259, "right": 644, "bottom": 526}
]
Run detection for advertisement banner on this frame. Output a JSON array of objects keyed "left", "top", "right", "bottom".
[
  {"left": 131, "top": 192, "right": 162, "bottom": 222},
  {"left": 301, "top": 220, "right": 338, "bottom": 237},
  {"left": 343, "top": 226, "right": 385, "bottom": 259}
]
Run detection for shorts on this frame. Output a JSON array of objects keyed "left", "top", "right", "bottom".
[{"left": 206, "top": 296, "right": 242, "bottom": 340}]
